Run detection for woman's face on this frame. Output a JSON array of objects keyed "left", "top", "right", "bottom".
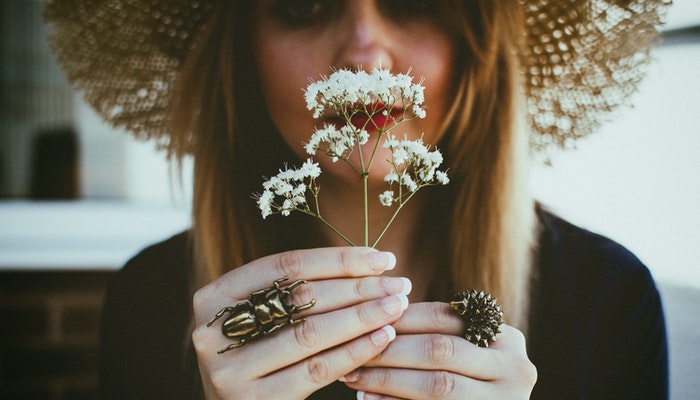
[{"left": 254, "top": 0, "right": 457, "bottom": 184}]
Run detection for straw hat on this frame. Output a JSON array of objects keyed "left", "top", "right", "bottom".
[{"left": 43, "top": 0, "right": 670, "bottom": 156}]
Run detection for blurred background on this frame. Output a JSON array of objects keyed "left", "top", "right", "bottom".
[{"left": 1, "top": 0, "right": 698, "bottom": 398}]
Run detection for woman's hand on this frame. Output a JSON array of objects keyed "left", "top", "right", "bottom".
[
  {"left": 191, "top": 247, "right": 411, "bottom": 399},
  {"left": 341, "top": 302, "right": 537, "bottom": 399}
]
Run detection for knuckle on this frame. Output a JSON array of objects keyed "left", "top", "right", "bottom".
[
  {"left": 352, "top": 278, "right": 370, "bottom": 301},
  {"left": 517, "top": 357, "right": 538, "bottom": 387},
  {"left": 338, "top": 248, "right": 357, "bottom": 275},
  {"left": 426, "top": 335, "right": 456, "bottom": 366},
  {"left": 208, "top": 370, "right": 230, "bottom": 397},
  {"left": 192, "top": 286, "right": 212, "bottom": 311},
  {"left": 428, "top": 371, "right": 455, "bottom": 398},
  {"left": 354, "top": 300, "right": 375, "bottom": 326},
  {"left": 290, "top": 281, "right": 315, "bottom": 306},
  {"left": 509, "top": 326, "right": 527, "bottom": 347},
  {"left": 191, "top": 326, "right": 208, "bottom": 352},
  {"left": 294, "top": 317, "right": 320, "bottom": 349},
  {"left": 276, "top": 249, "right": 304, "bottom": 279},
  {"left": 304, "top": 355, "right": 333, "bottom": 385},
  {"left": 429, "top": 303, "right": 455, "bottom": 328},
  {"left": 374, "top": 367, "right": 391, "bottom": 387}
]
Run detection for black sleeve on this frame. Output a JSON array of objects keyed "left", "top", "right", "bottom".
[
  {"left": 584, "top": 259, "right": 668, "bottom": 399},
  {"left": 98, "top": 232, "right": 195, "bottom": 400},
  {"left": 530, "top": 210, "right": 669, "bottom": 399}
]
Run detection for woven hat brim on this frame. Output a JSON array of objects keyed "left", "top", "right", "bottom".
[{"left": 43, "top": 0, "right": 671, "bottom": 155}]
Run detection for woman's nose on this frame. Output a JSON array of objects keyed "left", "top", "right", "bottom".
[{"left": 334, "top": 2, "right": 393, "bottom": 71}]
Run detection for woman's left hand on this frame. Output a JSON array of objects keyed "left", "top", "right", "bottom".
[{"left": 340, "top": 302, "right": 537, "bottom": 399}]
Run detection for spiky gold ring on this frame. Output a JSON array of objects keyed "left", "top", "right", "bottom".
[{"left": 449, "top": 290, "right": 504, "bottom": 348}]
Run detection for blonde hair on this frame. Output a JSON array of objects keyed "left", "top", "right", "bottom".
[{"left": 171, "top": 1, "right": 536, "bottom": 331}]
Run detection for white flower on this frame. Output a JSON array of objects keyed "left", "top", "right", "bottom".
[
  {"left": 384, "top": 172, "right": 399, "bottom": 184},
  {"left": 300, "top": 159, "right": 322, "bottom": 178},
  {"left": 382, "top": 133, "right": 449, "bottom": 195},
  {"left": 401, "top": 173, "right": 418, "bottom": 192},
  {"left": 413, "top": 105, "right": 426, "bottom": 119},
  {"left": 257, "top": 68, "right": 446, "bottom": 248},
  {"left": 379, "top": 191, "right": 394, "bottom": 206},
  {"left": 436, "top": 170, "right": 449, "bottom": 185},
  {"left": 255, "top": 159, "right": 321, "bottom": 219},
  {"left": 305, "top": 67, "right": 426, "bottom": 123}
]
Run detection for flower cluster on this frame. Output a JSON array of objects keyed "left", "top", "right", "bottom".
[
  {"left": 379, "top": 134, "right": 449, "bottom": 207},
  {"left": 304, "top": 68, "right": 426, "bottom": 120},
  {"left": 256, "top": 159, "right": 321, "bottom": 219},
  {"left": 304, "top": 123, "right": 369, "bottom": 163},
  {"left": 255, "top": 68, "right": 448, "bottom": 247}
]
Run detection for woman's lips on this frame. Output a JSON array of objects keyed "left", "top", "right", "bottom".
[{"left": 325, "top": 106, "right": 404, "bottom": 131}]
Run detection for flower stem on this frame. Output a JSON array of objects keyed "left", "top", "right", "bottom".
[
  {"left": 363, "top": 174, "right": 369, "bottom": 247},
  {"left": 298, "top": 209, "right": 356, "bottom": 246},
  {"left": 371, "top": 190, "right": 418, "bottom": 248},
  {"left": 320, "top": 215, "right": 357, "bottom": 247}
]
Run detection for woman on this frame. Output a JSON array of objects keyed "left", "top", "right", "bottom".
[{"left": 45, "top": 1, "right": 670, "bottom": 399}]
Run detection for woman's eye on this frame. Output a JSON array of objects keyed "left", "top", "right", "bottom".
[
  {"left": 382, "top": 0, "right": 439, "bottom": 17},
  {"left": 271, "top": 0, "right": 338, "bottom": 27}
]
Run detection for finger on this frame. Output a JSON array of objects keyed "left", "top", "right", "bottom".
[
  {"left": 200, "top": 294, "right": 410, "bottom": 378},
  {"left": 365, "top": 326, "right": 531, "bottom": 380},
  {"left": 392, "top": 302, "right": 463, "bottom": 335},
  {"left": 356, "top": 392, "right": 403, "bottom": 400},
  {"left": 194, "top": 248, "right": 397, "bottom": 324},
  {"left": 288, "top": 276, "right": 413, "bottom": 316},
  {"left": 344, "top": 367, "right": 497, "bottom": 400},
  {"left": 197, "top": 275, "right": 411, "bottom": 329},
  {"left": 256, "top": 325, "right": 398, "bottom": 399},
  {"left": 230, "top": 247, "right": 397, "bottom": 297},
  {"left": 348, "top": 328, "right": 537, "bottom": 399},
  {"left": 364, "top": 333, "right": 500, "bottom": 380}
]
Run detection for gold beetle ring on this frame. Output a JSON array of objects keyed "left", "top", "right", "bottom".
[
  {"left": 449, "top": 290, "right": 504, "bottom": 348},
  {"left": 206, "top": 276, "right": 316, "bottom": 354}
]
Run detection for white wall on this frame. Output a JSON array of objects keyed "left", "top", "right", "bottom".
[{"left": 530, "top": 41, "right": 700, "bottom": 289}]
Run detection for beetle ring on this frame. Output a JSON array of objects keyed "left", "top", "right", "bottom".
[
  {"left": 206, "top": 276, "right": 316, "bottom": 354},
  {"left": 449, "top": 290, "right": 504, "bottom": 348}
]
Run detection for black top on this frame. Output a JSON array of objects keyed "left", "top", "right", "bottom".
[{"left": 99, "top": 209, "right": 668, "bottom": 399}]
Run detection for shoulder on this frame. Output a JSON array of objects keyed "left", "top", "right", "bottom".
[
  {"left": 535, "top": 206, "right": 656, "bottom": 295},
  {"left": 103, "top": 230, "right": 193, "bottom": 323},
  {"left": 120, "top": 230, "right": 192, "bottom": 275},
  {"left": 530, "top": 206, "right": 668, "bottom": 398},
  {"left": 99, "top": 231, "right": 195, "bottom": 398},
  {"left": 103, "top": 229, "right": 193, "bottom": 321},
  {"left": 109, "top": 231, "right": 192, "bottom": 293}
]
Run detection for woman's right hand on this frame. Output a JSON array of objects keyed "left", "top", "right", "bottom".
[{"left": 192, "top": 247, "right": 411, "bottom": 399}]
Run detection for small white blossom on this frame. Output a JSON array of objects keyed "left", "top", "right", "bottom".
[
  {"left": 382, "top": 133, "right": 449, "bottom": 196},
  {"left": 384, "top": 172, "right": 399, "bottom": 184},
  {"left": 305, "top": 67, "right": 426, "bottom": 121},
  {"left": 436, "top": 170, "right": 450, "bottom": 185},
  {"left": 401, "top": 173, "right": 418, "bottom": 192},
  {"left": 255, "top": 159, "right": 321, "bottom": 219},
  {"left": 379, "top": 191, "right": 394, "bottom": 206}
]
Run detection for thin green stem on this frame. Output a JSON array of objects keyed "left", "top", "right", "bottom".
[
  {"left": 297, "top": 203, "right": 356, "bottom": 247},
  {"left": 371, "top": 190, "right": 418, "bottom": 248},
  {"left": 363, "top": 173, "right": 369, "bottom": 247},
  {"left": 318, "top": 214, "right": 356, "bottom": 246}
]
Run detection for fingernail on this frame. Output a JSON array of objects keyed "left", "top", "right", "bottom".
[
  {"left": 399, "top": 277, "right": 412, "bottom": 295},
  {"left": 370, "top": 325, "right": 396, "bottom": 346},
  {"left": 360, "top": 392, "right": 381, "bottom": 400},
  {"left": 369, "top": 251, "right": 396, "bottom": 272},
  {"left": 383, "top": 277, "right": 413, "bottom": 296},
  {"left": 339, "top": 369, "right": 360, "bottom": 383},
  {"left": 356, "top": 391, "right": 365, "bottom": 400},
  {"left": 380, "top": 294, "right": 409, "bottom": 315}
]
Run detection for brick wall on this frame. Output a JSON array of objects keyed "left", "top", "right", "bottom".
[{"left": 0, "top": 271, "right": 113, "bottom": 400}]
